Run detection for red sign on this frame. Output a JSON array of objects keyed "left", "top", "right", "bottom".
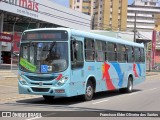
[
  {"left": 19, "top": 0, "right": 39, "bottom": 12},
  {"left": 13, "top": 32, "right": 21, "bottom": 52},
  {"left": 0, "top": 33, "right": 13, "bottom": 42}
]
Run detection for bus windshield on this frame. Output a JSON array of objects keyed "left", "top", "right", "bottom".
[{"left": 19, "top": 42, "right": 68, "bottom": 73}]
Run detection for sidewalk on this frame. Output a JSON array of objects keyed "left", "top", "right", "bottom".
[
  {"left": 146, "top": 72, "right": 159, "bottom": 76},
  {"left": 0, "top": 70, "right": 18, "bottom": 80},
  {"left": 0, "top": 64, "right": 18, "bottom": 70}
]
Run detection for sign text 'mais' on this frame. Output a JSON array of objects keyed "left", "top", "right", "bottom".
[{"left": 2, "top": 0, "right": 39, "bottom": 12}]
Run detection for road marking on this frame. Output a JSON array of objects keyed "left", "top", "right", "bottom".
[
  {"left": 128, "top": 92, "right": 139, "bottom": 96},
  {"left": 147, "top": 88, "right": 157, "bottom": 91},
  {"left": 92, "top": 99, "right": 109, "bottom": 105},
  {"left": 92, "top": 88, "right": 158, "bottom": 104},
  {"left": 129, "top": 88, "right": 157, "bottom": 96}
]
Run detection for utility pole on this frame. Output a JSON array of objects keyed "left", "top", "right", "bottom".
[
  {"left": 134, "top": 12, "right": 137, "bottom": 42},
  {"left": 11, "top": 17, "right": 18, "bottom": 70},
  {"left": 0, "top": 13, "right": 4, "bottom": 64}
]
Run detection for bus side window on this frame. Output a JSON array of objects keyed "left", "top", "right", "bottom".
[
  {"left": 107, "top": 42, "right": 117, "bottom": 62},
  {"left": 140, "top": 48, "right": 145, "bottom": 63},
  {"left": 96, "top": 40, "right": 105, "bottom": 62},
  {"left": 71, "top": 40, "right": 84, "bottom": 69},
  {"left": 85, "top": 38, "right": 95, "bottom": 61},
  {"left": 127, "top": 46, "right": 134, "bottom": 63},
  {"left": 132, "top": 47, "right": 135, "bottom": 62},
  {"left": 134, "top": 47, "right": 140, "bottom": 63},
  {"left": 117, "top": 44, "right": 126, "bottom": 62}
]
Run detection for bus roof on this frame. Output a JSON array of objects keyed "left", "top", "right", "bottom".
[
  {"left": 70, "top": 29, "right": 144, "bottom": 48},
  {"left": 24, "top": 28, "right": 144, "bottom": 48}
]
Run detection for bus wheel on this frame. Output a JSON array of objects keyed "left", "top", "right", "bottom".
[
  {"left": 83, "top": 81, "right": 94, "bottom": 101},
  {"left": 126, "top": 77, "right": 133, "bottom": 93},
  {"left": 119, "top": 77, "right": 133, "bottom": 93},
  {"left": 43, "top": 95, "right": 54, "bottom": 101}
]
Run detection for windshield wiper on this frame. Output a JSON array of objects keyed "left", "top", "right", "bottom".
[
  {"left": 49, "top": 41, "right": 56, "bottom": 53},
  {"left": 42, "top": 41, "right": 56, "bottom": 52}
]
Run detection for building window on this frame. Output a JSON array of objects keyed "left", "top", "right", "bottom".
[
  {"left": 77, "top": 0, "right": 80, "bottom": 2},
  {"left": 82, "top": 6, "right": 90, "bottom": 9},
  {"left": 150, "top": 2, "right": 156, "bottom": 6},
  {"left": 76, "top": 6, "right": 79, "bottom": 8},
  {"left": 83, "top": 12, "right": 90, "bottom": 15},
  {"left": 83, "top": 0, "right": 90, "bottom": 3}
]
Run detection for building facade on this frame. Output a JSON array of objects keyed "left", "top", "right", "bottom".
[
  {"left": 127, "top": 0, "right": 160, "bottom": 31},
  {"left": 0, "top": 0, "right": 91, "bottom": 64},
  {"left": 70, "top": 0, "right": 128, "bottom": 31}
]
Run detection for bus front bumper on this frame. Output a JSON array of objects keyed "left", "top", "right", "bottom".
[{"left": 18, "top": 82, "right": 70, "bottom": 97}]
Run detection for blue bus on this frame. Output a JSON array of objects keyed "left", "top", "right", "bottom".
[{"left": 18, "top": 28, "right": 146, "bottom": 101}]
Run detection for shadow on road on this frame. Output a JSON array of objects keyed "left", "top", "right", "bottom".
[
  {"left": 93, "top": 89, "right": 141, "bottom": 100},
  {"left": 15, "top": 89, "right": 142, "bottom": 107}
]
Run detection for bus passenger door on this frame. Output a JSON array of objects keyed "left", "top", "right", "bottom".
[{"left": 70, "top": 39, "right": 85, "bottom": 96}]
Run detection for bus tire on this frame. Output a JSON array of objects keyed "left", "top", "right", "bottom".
[
  {"left": 43, "top": 95, "right": 54, "bottom": 101},
  {"left": 126, "top": 76, "right": 133, "bottom": 93},
  {"left": 83, "top": 80, "right": 94, "bottom": 101},
  {"left": 119, "top": 76, "right": 133, "bottom": 93}
]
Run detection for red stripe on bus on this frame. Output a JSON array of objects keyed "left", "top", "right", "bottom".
[{"left": 102, "top": 62, "right": 115, "bottom": 90}]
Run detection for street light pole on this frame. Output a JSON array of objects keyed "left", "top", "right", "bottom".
[
  {"left": 134, "top": 12, "right": 137, "bottom": 42},
  {"left": 0, "top": 13, "right": 4, "bottom": 64},
  {"left": 11, "top": 17, "right": 18, "bottom": 70}
]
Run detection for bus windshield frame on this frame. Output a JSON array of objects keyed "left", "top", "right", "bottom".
[{"left": 19, "top": 30, "right": 69, "bottom": 74}]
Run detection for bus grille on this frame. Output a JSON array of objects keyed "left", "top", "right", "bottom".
[
  {"left": 31, "top": 87, "right": 50, "bottom": 92},
  {"left": 26, "top": 76, "right": 56, "bottom": 81}
]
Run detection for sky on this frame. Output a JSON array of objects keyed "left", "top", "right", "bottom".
[{"left": 51, "top": 0, "right": 135, "bottom": 7}]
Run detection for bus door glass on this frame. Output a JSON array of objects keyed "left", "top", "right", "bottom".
[{"left": 70, "top": 36, "right": 84, "bottom": 89}]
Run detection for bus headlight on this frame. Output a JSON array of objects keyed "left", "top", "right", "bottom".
[
  {"left": 18, "top": 75, "right": 28, "bottom": 85},
  {"left": 56, "top": 77, "right": 68, "bottom": 86}
]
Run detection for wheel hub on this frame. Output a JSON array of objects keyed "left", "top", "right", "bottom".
[{"left": 86, "top": 86, "right": 92, "bottom": 97}]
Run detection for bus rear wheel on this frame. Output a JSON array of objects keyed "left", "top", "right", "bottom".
[
  {"left": 126, "top": 77, "right": 133, "bottom": 93},
  {"left": 83, "top": 81, "right": 94, "bottom": 101},
  {"left": 43, "top": 95, "right": 54, "bottom": 101},
  {"left": 119, "top": 76, "right": 133, "bottom": 93}
]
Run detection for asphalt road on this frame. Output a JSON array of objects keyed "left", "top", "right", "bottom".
[{"left": 0, "top": 73, "right": 160, "bottom": 120}]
